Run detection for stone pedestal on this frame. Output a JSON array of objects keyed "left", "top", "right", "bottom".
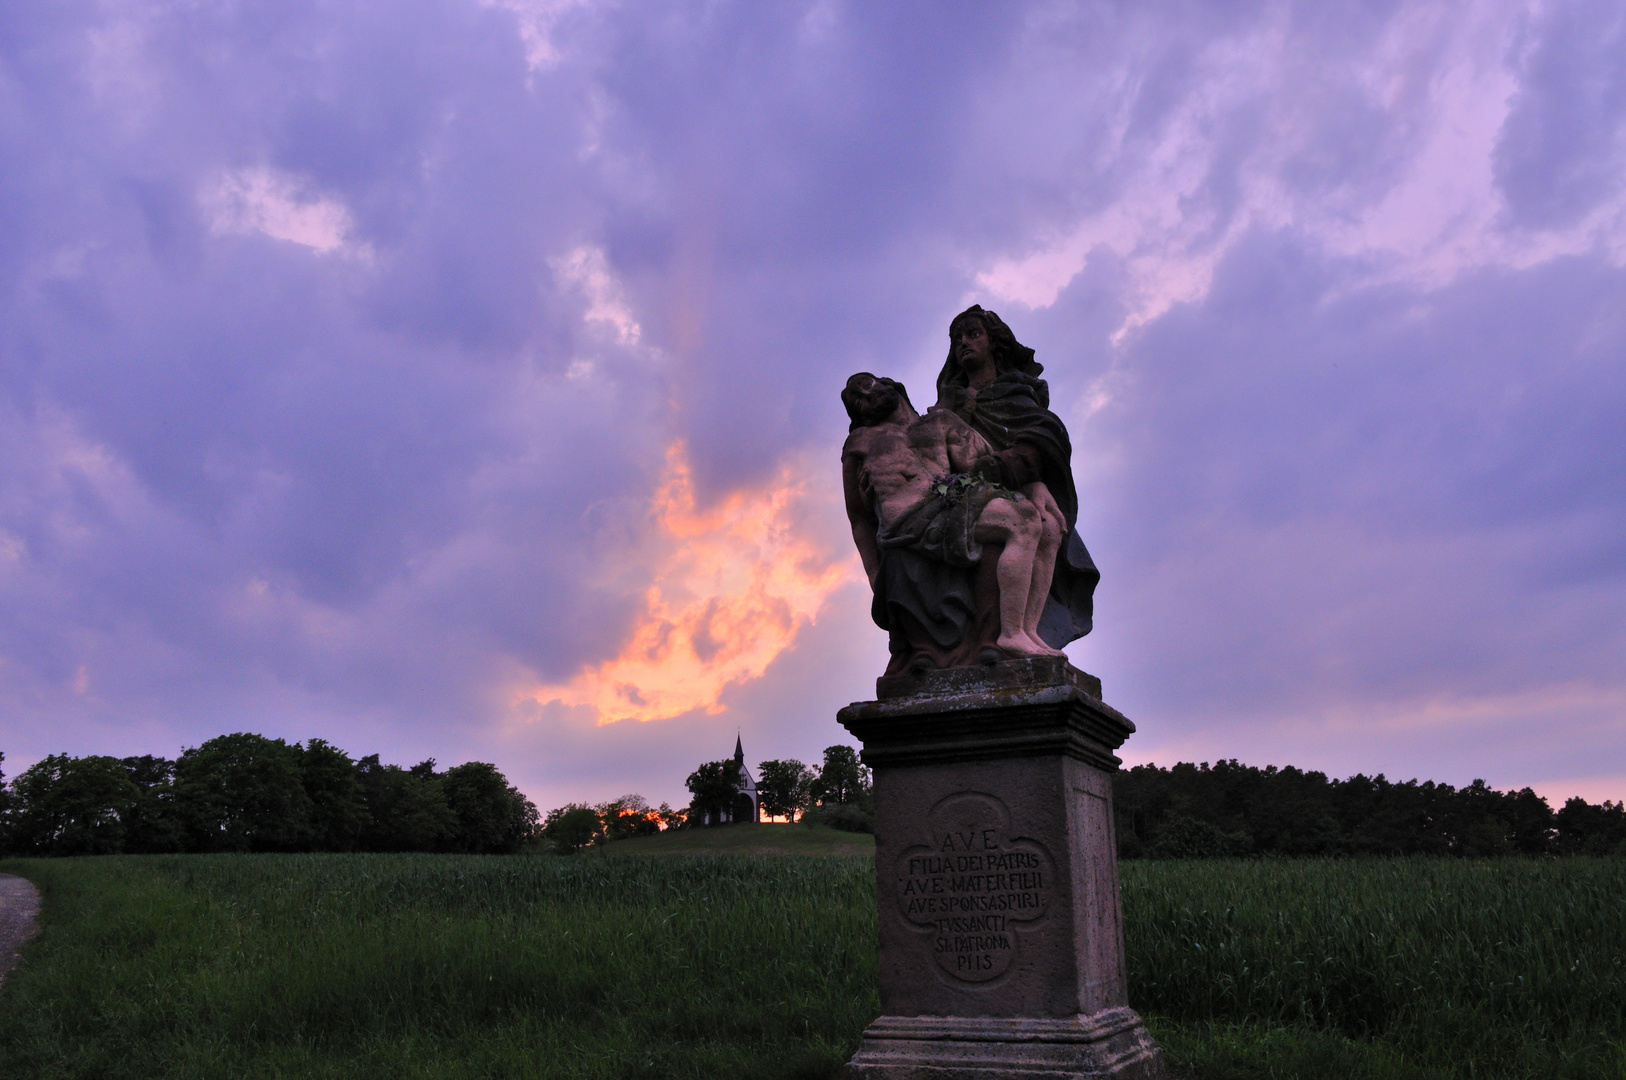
[{"left": 838, "top": 657, "right": 1164, "bottom": 1080}]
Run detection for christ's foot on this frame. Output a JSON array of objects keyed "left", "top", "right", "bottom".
[{"left": 994, "top": 632, "right": 1065, "bottom": 659}]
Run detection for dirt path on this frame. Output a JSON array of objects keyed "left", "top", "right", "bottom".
[{"left": 0, "top": 873, "right": 41, "bottom": 989}]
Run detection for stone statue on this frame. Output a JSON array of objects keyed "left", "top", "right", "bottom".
[
  {"left": 842, "top": 305, "right": 1100, "bottom": 675},
  {"left": 842, "top": 373, "right": 1063, "bottom": 662},
  {"left": 836, "top": 308, "right": 1163, "bottom": 1080}
]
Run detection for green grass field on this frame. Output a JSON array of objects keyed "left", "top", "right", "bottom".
[
  {"left": 0, "top": 851, "right": 1622, "bottom": 1080},
  {"left": 1125, "top": 859, "right": 1626, "bottom": 1079}
]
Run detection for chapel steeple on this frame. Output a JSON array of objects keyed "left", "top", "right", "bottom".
[{"left": 697, "top": 732, "right": 758, "bottom": 826}]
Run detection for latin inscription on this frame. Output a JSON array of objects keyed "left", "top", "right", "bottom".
[{"left": 894, "top": 792, "right": 1053, "bottom": 982}]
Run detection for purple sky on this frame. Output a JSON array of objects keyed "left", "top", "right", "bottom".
[{"left": 2, "top": 0, "right": 1623, "bottom": 813}]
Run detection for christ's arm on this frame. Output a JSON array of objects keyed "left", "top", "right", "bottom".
[{"left": 842, "top": 442, "right": 882, "bottom": 588}]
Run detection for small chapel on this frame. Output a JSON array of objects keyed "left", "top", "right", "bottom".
[{"left": 701, "top": 734, "right": 759, "bottom": 825}]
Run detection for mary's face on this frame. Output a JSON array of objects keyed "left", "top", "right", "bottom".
[
  {"left": 953, "top": 318, "right": 997, "bottom": 388},
  {"left": 954, "top": 319, "right": 993, "bottom": 371}
]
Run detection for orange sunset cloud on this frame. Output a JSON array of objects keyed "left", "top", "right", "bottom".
[{"left": 522, "top": 442, "right": 857, "bottom": 724}]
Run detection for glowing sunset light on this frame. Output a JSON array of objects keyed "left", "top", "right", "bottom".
[{"left": 523, "top": 442, "right": 858, "bottom": 724}]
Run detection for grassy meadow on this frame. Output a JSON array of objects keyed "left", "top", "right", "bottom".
[
  {"left": 0, "top": 841, "right": 1622, "bottom": 1080},
  {"left": 1125, "top": 858, "right": 1626, "bottom": 1079}
]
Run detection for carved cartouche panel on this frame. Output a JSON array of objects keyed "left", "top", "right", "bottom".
[{"left": 894, "top": 791, "right": 1054, "bottom": 982}]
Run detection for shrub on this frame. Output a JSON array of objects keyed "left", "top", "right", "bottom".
[
  {"left": 1147, "top": 814, "right": 1251, "bottom": 859},
  {"left": 805, "top": 802, "right": 874, "bottom": 834}
]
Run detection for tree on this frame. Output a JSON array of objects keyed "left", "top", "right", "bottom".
[
  {"left": 597, "top": 794, "right": 662, "bottom": 840},
  {"left": 175, "top": 734, "right": 314, "bottom": 853},
  {"left": 1507, "top": 787, "right": 1556, "bottom": 855},
  {"left": 685, "top": 760, "right": 741, "bottom": 825},
  {"left": 7, "top": 754, "right": 140, "bottom": 856},
  {"left": 1446, "top": 779, "right": 1515, "bottom": 856},
  {"left": 120, "top": 755, "right": 184, "bottom": 854},
  {"left": 656, "top": 802, "right": 688, "bottom": 830},
  {"left": 355, "top": 754, "right": 457, "bottom": 852},
  {"left": 300, "top": 740, "right": 370, "bottom": 851},
  {"left": 443, "top": 761, "right": 539, "bottom": 853},
  {"left": 810, "top": 745, "right": 870, "bottom": 806},
  {"left": 1556, "top": 796, "right": 1626, "bottom": 856},
  {"left": 542, "top": 803, "right": 604, "bottom": 853},
  {"left": 757, "top": 759, "right": 813, "bottom": 822},
  {"left": 0, "top": 738, "right": 557, "bottom": 857}
]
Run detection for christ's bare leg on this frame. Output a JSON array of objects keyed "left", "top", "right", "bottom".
[
  {"left": 1020, "top": 482, "right": 1067, "bottom": 650},
  {"left": 974, "top": 497, "right": 1059, "bottom": 657}
]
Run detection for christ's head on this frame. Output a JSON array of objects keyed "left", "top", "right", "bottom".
[{"left": 842, "top": 372, "right": 915, "bottom": 430}]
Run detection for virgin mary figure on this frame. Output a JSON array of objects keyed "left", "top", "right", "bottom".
[{"left": 934, "top": 305, "right": 1099, "bottom": 649}]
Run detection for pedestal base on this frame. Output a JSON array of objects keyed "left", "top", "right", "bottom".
[
  {"left": 839, "top": 658, "right": 1165, "bottom": 1080},
  {"left": 845, "top": 1008, "right": 1164, "bottom": 1079}
]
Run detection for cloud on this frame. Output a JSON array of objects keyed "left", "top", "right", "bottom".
[
  {"left": 0, "top": 0, "right": 1622, "bottom": 811},
  {"left": 551, "top": 245, "right": 642, "bottom": 345},
  {"left": 972, "top": 0, "right": 1626, "bottom": 338},
  {"left": 1058, "top": 230, "right": 1626, "bottom": 798},
  {"left": 518, "top": 442, "right": 856, "bottom": 725},
  {"left": 201, "top": 167, "right": 366, "bottom": 256},
  {"left": 479, "top": 0, "right": 591, "bottom": 72}
]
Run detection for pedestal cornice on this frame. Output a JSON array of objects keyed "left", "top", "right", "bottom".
[{"left": 838, "top": 661, "right": 1134, "bottom": 772}]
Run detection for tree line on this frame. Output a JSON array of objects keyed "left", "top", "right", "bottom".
[
  {"left": 1115, "top": 759, "right": 1626, "bottom": 859},
  {"left": 700, "top": 746, "right": 872, "bottom": 827},
  {"left": 16, "top": 737, "right": 1611, "bottom": 861},
  {"left": 539, "top": 745, "right": 874, "bottom": 853},
  {"left": 538, "top": 794, "right": 682, "bottom": 854},
  {"left": 0, "top": 736, "right": 539, "bottom": 857}
]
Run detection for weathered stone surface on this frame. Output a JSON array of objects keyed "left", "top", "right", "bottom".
[
  {"left": 840, "top": 308, "right": 1100, "bottom": 678},
  {"left": 876, "top": 655, "right": 1102, "bottom": 702},
  {"left": 840, "top": 664, "right": 1131, "bottom": 772},
  {"left": 845, "top": 1012, "right": 1164, "bottom": 1079},
  {"left": 839, "top": 667, "right": 1163, "bottom": 1080}
]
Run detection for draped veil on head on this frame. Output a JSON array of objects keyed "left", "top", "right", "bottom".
[
  {"left": 930, "top": 304, "right": 1099, "bottom": 648},
  {"left": 936, "top": 305, "right": 1044, "bottom": 402},
  {"left": 934, "top": 305, "right": 1072, "bottom": 520}
]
